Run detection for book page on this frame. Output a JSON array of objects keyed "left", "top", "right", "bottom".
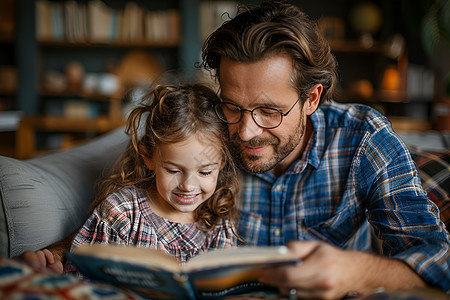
[
  {"left": 185, "top": 246, "right": 299, "bottom": 272},
  {"left": 73, "top": 244, "right": 181, "bottom": 272}
]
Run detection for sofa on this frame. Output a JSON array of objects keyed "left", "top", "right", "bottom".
[
  {"left": 0, "top": 127, "right": 129, "bottom": 258},
  {"left": 0, "top": 127, "right": 449, "bottom": 259}
]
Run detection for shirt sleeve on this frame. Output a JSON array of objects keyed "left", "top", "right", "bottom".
[{"left": 356, "top": 126, "right": 450, "bottom": 292}]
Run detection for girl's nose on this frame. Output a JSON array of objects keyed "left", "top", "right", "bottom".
[{"left": 178, "top": 174, "right": 198, "bottom": 191}]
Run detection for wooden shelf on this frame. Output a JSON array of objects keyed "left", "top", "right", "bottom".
[
  {"left": 0, "top": 89, "right": 16, "bottom": 96},
  {"left": 389, "top": 117, "right": 432, "bottom": 132},
  {"left": 15, "top": 115, "right": 125, "bottom": 159},
  {"left": 39, "top": 90, "right": 120, "bottom": 102},
  {"left": 38, "top": 39, "right": 179, "bottom": 48},
  {"left": 337, "top": 89, "right": 409, "bottom": 104},
  {"left": 21, "top": 115, "right": 124, "bottom": 133},
  {"left": 329, "top": 40, "right": 385, "bottom": 53}
]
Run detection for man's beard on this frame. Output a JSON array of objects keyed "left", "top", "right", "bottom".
[{"left": 228, "top": 118, "right": 306, "bottom": 174}]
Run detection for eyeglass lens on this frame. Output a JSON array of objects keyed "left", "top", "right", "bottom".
[{"left": 216, "top": 102, "right": 282, "bottom": 128}]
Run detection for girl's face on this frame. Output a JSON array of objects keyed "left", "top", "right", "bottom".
[{"left": 145, "top": 134, "right": 223, "bottom": 223}]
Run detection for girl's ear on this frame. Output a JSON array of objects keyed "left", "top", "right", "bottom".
[
  {"left": 304, "top": 84, "right": 322, "bottom": 116},
  {"left": 139, "top": 145, "right": 154, "bottom": 170}
]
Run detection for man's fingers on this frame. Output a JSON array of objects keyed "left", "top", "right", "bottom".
[{"left": 286, "top": 240, "right": 321, "bottom": 259}]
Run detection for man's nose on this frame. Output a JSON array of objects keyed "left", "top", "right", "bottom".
[{"left": 237, "top": 111, "right": 264, "bottom": 141}]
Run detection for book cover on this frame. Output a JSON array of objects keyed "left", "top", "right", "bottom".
[{"left": 67, "top": 245, "right": 300, "bottom": 300}]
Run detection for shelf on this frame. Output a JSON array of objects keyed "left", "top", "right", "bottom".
[
  {"left": 0, "top": 89, "right": 16, "bottom": 96},
  {"left": 329, "top": 40, "right": 385, "bottom": 53},
  {"left": 0, "top": 37, "right": 14, "bottom": 44},
  {"left": 389, "top": 116, "right": 432, "bottom": 132},
  {"left": 15, "top": 115, "right": 125, "bottom": 159},
  {"left": 21, "top": 115, "right": 124, "bottom": 133},
  {"left": 337, "top": 89, "right": 436, "bottom": 105},
  {"left": 39, "top": 90, "right": 120, "bottom": 102},
  {"left": 337, "top": 89, "right": 409, "bottom": 104},
  {"left": 38, "top": 40, "right": 179, "bottom": 48}
]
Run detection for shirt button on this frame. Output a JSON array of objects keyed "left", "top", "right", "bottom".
[
  {"left": 274, "top": 185, "right": 282, "bottom": 191},
  {"left": 273, "top": 229, "right": 281, "bottom": 236}
]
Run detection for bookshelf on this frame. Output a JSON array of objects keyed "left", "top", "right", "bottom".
[
  {"left": 3, "top": 0, "right": 445, "bottom": 158},
  {"left": 10, "top": 0, "right": 198, "bottom": 158}
]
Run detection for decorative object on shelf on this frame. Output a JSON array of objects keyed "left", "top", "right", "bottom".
[
  {"left": 382, "top": 64, "right": 401, "bottom": 92},
  {"left": 381, "top": 34, "right": 408, "bottom": 101},
  {"left": 384, "top": 34, "right": 406, "bottom": 60},
  {"left": 407, "top": 64, "right": 435, "bottom": 102},
  {"left": 347, "top": 79, "right": 374, "bottom": 100},
  {"left": 97, "top": 73, "right": 119, "bottom": 96},
  {"left": 114, "top": 50, "right": 164, "bottom": 94},
  {"left": 318, "top": 17, "right": 345, "bottom": 42},
  {"left": 0, "top": 66, "right": 17, "bottom": 93},
  {"left": 349, "top": 1, "right": 382, "bottom": 48},
  {"left": 434, "top": 97, "right": 450, "bottom": 131},
  {"left": 63, "top": 100, "right": 98, "bottom": 119},
  {"left": 65, "top": 61, "right": 84, "bottom": 92},
  {"left": 82, "top": 73, "right": 99, "bottom": 94},
  {"left": 42, "top": 70, "right": 67, "bottom": 93}
]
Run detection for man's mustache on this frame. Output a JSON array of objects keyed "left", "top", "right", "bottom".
[{"left": 230, "top": 134, "right": 279, "bottom": 147}]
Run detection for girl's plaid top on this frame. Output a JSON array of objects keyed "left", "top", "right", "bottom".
[
  {"left": 65, "top": 186, "right": 236, "bottom": 274},
  {"left": 236, "top": 101, "right": 450, "bottom": 292}
]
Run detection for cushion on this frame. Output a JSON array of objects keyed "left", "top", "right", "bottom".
[
  {"left": 0, "top": 256, "right": 140, "bottom": 299},
  {"left": 409, "top": 146, "right": 450, "bottom": 230},
  {"left": 0, "top": 127, "right": 129, "bottom": 258}
]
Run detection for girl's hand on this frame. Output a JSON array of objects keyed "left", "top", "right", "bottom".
[{"left": 16, "top": 249, "right": 64, "bottom": 274}]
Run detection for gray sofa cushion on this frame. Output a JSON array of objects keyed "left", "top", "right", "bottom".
[{"left": 0, "top": 127, "right": 129, "bottom": 258}]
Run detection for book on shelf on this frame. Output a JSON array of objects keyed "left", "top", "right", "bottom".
[
  {"left": 87, "top": 0, "right": 114, "bottom": 42},
  {"left": 66, "top": 244, "right": 300, "bottom": 300},
  {"left": 35, "top": 0, "right": 180, "bottom": 44}
]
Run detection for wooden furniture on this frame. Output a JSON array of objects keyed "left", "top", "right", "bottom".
[{"left": 15, "top": 115, "right": 124, "bottom": 159}]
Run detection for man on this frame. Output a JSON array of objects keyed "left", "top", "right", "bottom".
[
  {"left": 20, "top": 1, "right": 449, "bottom": 298},
  {"left": 200, "top": 0, "right": 449, "bottom": 298}
]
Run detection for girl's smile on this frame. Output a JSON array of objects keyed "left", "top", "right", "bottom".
[{"left": 144, "top": 134, "right": 223, "bottom": 223}]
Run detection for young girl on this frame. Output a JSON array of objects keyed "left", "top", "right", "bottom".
[{"left": 64, "top": 83, "right": 239, "bottom": 273}]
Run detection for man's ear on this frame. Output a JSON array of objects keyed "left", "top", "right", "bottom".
[
  {"left": 304, "top": 84, "right": 322, "bottom": 116},
  {"left": 139, "top": 145, "right": 154, "bottom": 170}
]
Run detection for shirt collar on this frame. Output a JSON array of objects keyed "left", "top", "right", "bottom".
[{"left": 306, "top": 108, "right": 325, "bottom": 168}]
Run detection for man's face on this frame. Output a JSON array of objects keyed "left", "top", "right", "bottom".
[{"left": 219, "top": 54, "right": 311, "bottom": 175}]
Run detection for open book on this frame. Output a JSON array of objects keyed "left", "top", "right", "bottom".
[{"left": 66, "top": 245, "right": 300, "bottom": 299}]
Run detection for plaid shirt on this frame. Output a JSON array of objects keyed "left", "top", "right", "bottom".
[
  {"left": 65, "top": 186, "right": 235, "bottom": 274},
  {"left": 236, "top": 101, "right": 450, "bottom": 292}
]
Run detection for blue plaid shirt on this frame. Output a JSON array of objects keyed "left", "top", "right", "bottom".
[{"left": 236, "top": 101, "right": 450, "bottom": 292}]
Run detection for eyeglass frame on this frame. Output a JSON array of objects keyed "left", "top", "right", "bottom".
[{"left": 214, "top": 95, "right": 301, "bottom": 129}]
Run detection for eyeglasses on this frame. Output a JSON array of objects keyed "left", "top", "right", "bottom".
[{"left": 214, "top": 96, "right": 301, "bottom": 129}]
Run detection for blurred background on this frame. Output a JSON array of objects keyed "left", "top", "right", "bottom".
[{"left": 0, "top": 0, "right": 449, "bottom": 158}]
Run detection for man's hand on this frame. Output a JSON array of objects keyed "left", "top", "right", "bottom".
[
  {"left": 259, "top": 240, "right": 426, "bottom": 299},
  {"left": 16, "top": 249, "right": 63, "bottom": 274}
]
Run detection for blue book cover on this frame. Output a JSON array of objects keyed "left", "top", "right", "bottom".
[{"left": 66, "top": 245, "right": 300, "bottom": 300}]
